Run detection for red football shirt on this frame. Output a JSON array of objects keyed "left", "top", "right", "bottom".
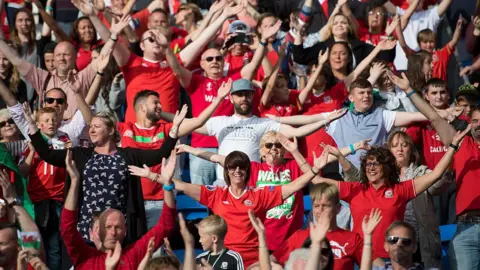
[
  {"left": 273, "top": 228, "right": 363, "bottom": 270},
  {"left": 432, "top": 45, "right": 453, "bottom": 82},
  {"left": 405, "top": 122, "right": 447, "bottom": 170},
  {"left": 118, "top": 121, "right": 173, "bottom": 200},
  {"left": 338, "top": 180, "right": 416, "bottom": 258},
  {"left": 259, "top": 90, "right": 301, "bottom": 118},
  {"left": 74, "top": 40, "right": 103, "bottom": 71},
  {"left": 121, "top": 53, "right": 182, "bottom": 122},
  {"left": 452, "top": 136, "right": 480, "bottom": 215},
  {"left": 199, "top": 185, "right": 283, "bottom": 267},
  {"left": 185, "top": 73, "right": 240, "bottom": 148},
  {"left": 248, "top": 160, "right": 304, "bottom": 251}
]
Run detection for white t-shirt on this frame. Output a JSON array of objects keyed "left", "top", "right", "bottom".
[
  {"left": 394, "top": 6, "right": 441, "bottom": 70},
  {"left": 206, "top": 115, "right": 281, "bottom": 185}
]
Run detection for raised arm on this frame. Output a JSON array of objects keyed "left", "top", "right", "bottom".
[
  {"left": 84, "top": 49, "right": 113, "bottom": 106},
  {"left": 437, "top": 0, "right": 452, "bottom": 17},
  {"left": 400, "top": 0, "right": 420, "bottom": 31},
  {"left": 178, "top": 79, "right": 232, "bottom": 136},
  {"left": 395, "top": 15, "right": 415, "bottom": 58},
  {"left": 344, "top": 39, "right": 397, "bottom": 90},
  {"left": 0, "top": 80, "right": 19, "bottom": 107},
  {"left": 388, "top": 72, "right": 456, "bottom": 145},
  {"left": 0, "top": 39, "right": 25, "bottom": 68},
  {"left": 159, "top": 31, "right": 192, "bottom": 88},
  {"left": 33, "top": 0, "right": 70, "bottom": 41},
  {"left": 248, "top": 211, "right": 270, "bottom": 270},
  {"left": 241, "top": 20, "right": 282, "bottom": 81},
  {"left": 413, "top": 127, "right": 469, "bottom": 195},
  {"left": 261, "top": 48, "right": 285, "bottom": 106},
  {"left": 176, "top": 144, "right": 225, "bottom": 167},
  {"left": 305, "top": 211, "right": 330, "bottom": 270},
  {"left": 64, "top": 149, "right": 80, "bottom": 211},
  {"left": 278, "top": 134, "right": 311, "bottom": 174},
  {"left": 448, "top": 18, "right": 464, "bottom": 50},
  {"left": 360, "top": 209, "right": 382, "bottom": 270},
  {"left": 179, "top": 2, "right": 247, "bottom": 67},
  {"left": 298, "top": 49, "right": 329, "bottom": 106},
  {"left": 188, "top": 1, "right": 225, "bottom": 41},
  {"left": 279, "top": 108, "right": 347, "bottom": 138}
]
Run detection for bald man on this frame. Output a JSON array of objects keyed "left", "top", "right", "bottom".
[{"left": 0, "top": 40, "right": 100, "bottom": 119}]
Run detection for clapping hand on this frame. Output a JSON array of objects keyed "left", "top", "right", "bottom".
[
  {"left": 137, "top": 237, "right": 155, "bottom": 270},
  {"left": 309, "top": 210, "right": 331, "bottom": 244},
  {"left": 278, "top": 133, "right": 298, "bottom": 153},
  {"left": 362, "top": 209, "right": 382, "bottom": 237},
  {"left": 65, "top": 149, "right": 80, "bottom": 182},
  {"left": 105, "top": 241, "right": 122, "bottom": 270},
  {"left": 160, "top": 150, "right": 177, "bottom": 185},
  {"left": 387, "top": 71, "right": 411, "bottom": 92},
  {"left": 71, "top": 0, "right": 94, "bottom": 16},
  {"left": 217, "top": 79, "right": 233, "bottom": 99}
]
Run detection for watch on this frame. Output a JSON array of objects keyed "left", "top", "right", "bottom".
[
  {"left": 7, "top": 198, "right": 20, "bottom": 208},
  {"left": 163, "top": 183, "right": 175, "bottom": 191}
]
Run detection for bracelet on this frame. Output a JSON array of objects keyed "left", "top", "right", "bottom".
[
  {"left": 449, "top": 143, "right": 459, "bottom": 151},
  {"left": 363, "top": 242, "right": 372, "bottom": 246},
  {"left": 406, "top": 91, "right": 415, "bottom": 98},
  {"left": 110, "top": 35, "right": 118, "bottom": 42},
  {"left": 259, "top": 41, "right": 267, "bottom": 47},
  {"left": 46, "top": 6, "right": 54, "bottom": 12},
  {"left": 349, "top": 144, "right": 355, "bottom": 154},
  {"left": 163, "top": 182, "right": 175, "bottom": 191},
  {"left": 300, "top": 161, "right": 308, "bottom": 167},
  {"left": 311, "top": 167, "right": 319, "bottom": 175},
  {"left": 96, "top": 71, "right": 104, "bottom": 76},
  {"left": 258, "top": 246, "right": 268, "bottom": 249}
]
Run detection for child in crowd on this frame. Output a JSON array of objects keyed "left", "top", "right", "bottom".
[{"left": 196, "top": 215, "right": 244, "bottom": 270}]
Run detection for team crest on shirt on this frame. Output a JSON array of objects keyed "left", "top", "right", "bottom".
[
  {"left": 206, "top": 82, "right": 213, "bottom": 91},
  {"left": 330, "top": 240, "right": 348, "bottom": 258},
  {"left": 124, "top": 130, "right": 133, "bottom": 138},
  {"left": 323, "top": 96, "right": 332, "bottom": 103},
  {"left": 432, "top": 54, "right": 438, "bottom": 63},
  {"left": 206, "top": 185, "right": 217, "bottom": 191},
  {"left": 384, "top": 189, "right": 394, "bottom": 198},
  {"left": 160, "top": 61, "right": 169, "bottom": 68},
  {"left": 244, "top": 200, "right": 253, "bottom": 206},
  {"left": 221, "top": 262, "right": 228, "bottom": 269}
]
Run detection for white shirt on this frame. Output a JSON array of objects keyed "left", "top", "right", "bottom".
[
  {"left": 206, "top": 115, "right": 281, "bottom": 185},
  {"left": 394, "top": 6, "right": 441, "bottom": 70}
]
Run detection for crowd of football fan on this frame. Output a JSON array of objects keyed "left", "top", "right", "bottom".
[{"left": 0, "top": 0, "right": 478, "bottom": 269}]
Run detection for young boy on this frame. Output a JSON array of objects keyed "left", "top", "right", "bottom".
[
  {"left": 455, "top": 84, "right": 480, "bottom": 119},
  {"left": 196, "top": 215, "right": 244, "bottom": 270},
  {"left": 399, "top": 18, "right": 463, "bottom": 81}
]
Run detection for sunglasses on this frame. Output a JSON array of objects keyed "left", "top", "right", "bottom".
[
  {"left": 45, "top": 97, "right": 66, "bottom": 105},
  {"left": 227, "top": 166, "right": 246, "bottom": 172},
  {"left": 142, "top": 36, "right": 156, "bottom": 43},
  {"left": 386, "top": 236, "right": 413, "bottom": 246},
  {"left": 0, "top": 118, "right": 14, "bottom": 128},
  {"left": 204, "top": 56, "right": 224, "bottom": 62},
  {"left": 264, "top": 142, "right": 282, "bottom": 149}
]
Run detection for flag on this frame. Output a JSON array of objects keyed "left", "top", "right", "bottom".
[{"left": 17, "top": 231, "right": 41, "bottom": 250}]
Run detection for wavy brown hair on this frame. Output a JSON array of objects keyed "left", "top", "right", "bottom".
[
  {"left": 387, "top": 131, "right": 421, "bottom": 166},
  {"left": 1, "top": 40, "right": 21, "bottom": 94},
  {"left": 70, "top": 16, "right": 98, "bottom": 48},
  {"left": 359, "top": 147, "right": 400, "bottom": 188},
  {"left": 9, "top": 8, "right": 36, "bottom": 54},
  {"left": 406, "top": 50, "right": 432, "bottom": 93}
]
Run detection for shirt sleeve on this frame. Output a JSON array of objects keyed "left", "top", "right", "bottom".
[
  {"left": 199, "top": 185, "right": 221, "bottom": 209},
  {"left": 264, "top": 119, "right": 281, "bottom": 133},
  {"left": 17, "top": 61, "right": 49, "bottom": 96},
  {"left": 58, "top": 109, "right": 86, "bottom": 147},
  {"left": 428, "top": 6, "right": 441, "bottom": 28},
  {"left": 206, "top": 116, "right": 222, "bottom": 136},
  {"left": 256, "top": 185, "right": 283, "bottom": 210},
  {"left": 7, "top": 103, "right": 30, "bottom": 140},
  {"left": 397, "top": 179, "right": 417, "bottom": 201},
  {"left": 382, "top": 109, "right": 397, "bottom": 132},
  {"left": 405, "top": 124, "right": 422, "bottom": 144},
  {"left": 338, "top": 181, "right": 362, "bottom": 203}
]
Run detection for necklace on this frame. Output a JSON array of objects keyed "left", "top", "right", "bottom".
[{"left": 207, "top": 249, "right": 227, "bottom": 268}]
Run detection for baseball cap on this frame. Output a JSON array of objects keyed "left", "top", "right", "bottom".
[
  {"left": 456, "top": 84, "right": 479, "bottom": 99},
  {"left": 231, "top": 79, "right": 255, "bottom": 94},
  {"left": 228, "top": 20, "right": 249, "bottom": 34}
]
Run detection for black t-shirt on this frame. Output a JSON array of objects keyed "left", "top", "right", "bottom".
[{"left": 196, "top": 249, "right": 244, "bottom": 270}]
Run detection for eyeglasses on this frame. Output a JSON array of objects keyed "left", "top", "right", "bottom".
[
  {"left": 0, "top": 118, "right": 14, "bottom": 128},
  {"left": 227, "top": 166, "right": 246, "bottom": 172},
  {"left": 386, "top": 236, "right": 413, "bottom": 246},
  {"left": 45, "top": 97, "right": 66, "bottom": 105},
  {"left": 204, "top": 56, "right": 224, "bottom": 62},
  {"left": 365, "top": 161, "right": 381, "bottom": 168},
  {"left": 368, "top": 11, "right": 385, "bottom": 16},
  {"left": 264, "top": 142, "right": 282, "bottom": 149},
  {"left": 142, "top": 36, "right": 156, "bottom": 43}
]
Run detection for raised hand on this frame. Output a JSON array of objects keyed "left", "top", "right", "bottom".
[
  {"left": 111, "top": 14, "right": 132, "bottom": 36},
  {"left": 67, "top": 70, "right": 82, "bottom": 94},
  {"left": 0, "top": 169, "right": 16, "bottom": 205},
  {"left": 362, "top": 208, "right": 382, "bottom": 236},
  {"left": 128, "top": 165, "right": 156, "bottom": 181},
  {"left": 377, "top": 39, "right": 397, "bottom": 51},
  {"left": 337, "top": 0, "right": 348, "bottom": 7},
  {"left": 173, "top": 105, "right": 188, "bottom": 127},
  {"left": 217, "top": 78, "right": 232, "bottom": 99},
  {"left": 199, "top": 258, "right": 214, "bottom": 270},
  {"left": 320, "top": 143, "right": 342, "bottom": 158},
  {"left": 387, "top": 71, "right": 411, "bottom": 92},
  {"left": 370, "top": 62, "right": 386, "bottom": 80},
  {"left": 451, "top": 124, "right": 471, "bottom": 146},
  {"left": 96, "top": 49, "right": 113, "bottom": 73},
  {"left": 29, "top": 257, "right": 49, "bottom": 270},
  {"left": 137, "top": 237, "right": 155, "bottom": 270},
  {"left": 289, "top": 63, "right": 306, "bottom": 77},
  {"left": 163, "top": 237, "right": 174, "bottom": 256},
  {"left": 175, "top": 144, "right": 193, "bottom": 155},
  {"left": 71, "top": 0, "right": 94, "bottom": 16},
  {"left": 326, "top": 108, "right": 348, "bottom": 122},
  {"left": 354, "top": 139, "right": 372, "bottom": 151},
  {"left": 65, "top": 149, "right": 80, "bottom": 182},
  {"left": 93, "top": 0, "right": 105, "bottom": 12},
  {"left": 105, "top": 241, "right": 122, "bottom": 270},
  {"left": 179, "top": 213, "right": 195, "bottom": 247},
  {"left": 248, "top": 209, "right": 266, "bottom": 237},
  {"left": 313, "top": 148, "right": 329, "bottom": 170},
  {"left": 473, "top": 15, "right": 480, "bottom": 30},
  {"left": 151, "top": 29, "right": 169, "bottom": 48},
  {"left": 222, "top": 1, "right": 245, "bottom": 18},
  {"left": 278, "top": 133, "right": 298, "bottom": 153},
  {"left": 22, "top": 102, "right": 35, "bottom": 126},
  {"left": 160, "top": 150, "right": 177, "bottom": 184},
  {"left": 318, "top": 48, "right": 329, "bottom": 65},
  {"left": 261, "top": 20, "right": 282, "bottom": 42},
  {"left": 209, "top": 0, "right": 227, "bottom": 14},
  {"left": 385, "top": 15, "right": 399, "bottom": 36},
  {"left": 309, "top": 210, "right": 331, "bottom": 244}
]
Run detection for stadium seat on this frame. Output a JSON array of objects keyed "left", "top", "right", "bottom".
[
  {"left": 304, "top": 195, "right": 312, "bottom": 213},
  {"left": 172, "top": 249, "right": 205, "bottom": 262},
  {"left": 176, "top": 194, "right": 208, "bottom": 220},
  {"left": 439, "top": 224, "right": 457, "bottom": 270}
]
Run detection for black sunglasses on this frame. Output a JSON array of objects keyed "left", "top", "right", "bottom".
[
  {"left": 264, "top": 142, "right": 282, "bottom": 149},
  {"left": 387, "top": 236, "right": 413, "bottom": 246},
  {"left": 204, "top": 56, "right": 223, "bottom": 62},
  {"left": 0, "top": 118, "right": 14, "bottom": 128},
  {"left": 45, "top": 97, "right": 66, "bottom": 105},
  {"left": 142, "top": 36, "right": 156, "bottom": 43}
]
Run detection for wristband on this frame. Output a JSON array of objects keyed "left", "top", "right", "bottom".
[
  {"left": 163, "top": 182, "right": 175, "bottom": 191},
  {"left": 449, "top": 143, "right": 459, "bottom": 151},
  {"left": 406, "top": 91, "right": 415, "bottom": 98},
  {"left": 300, "top": 161, "right": 308, "bottom": 167},
  {"left": 110, "top": 35, "right": 118, "bottom": 42},
  {"left": 259, "top": 41, "right": 267, "bottom": 47},
  {"left": 349, "top": 144, "right": 355, "bottom": 154},
  {"left": 96, "top": 71, "right": 104, "bottom": 76},
  {"left": 311, "top": 167, "right": 319, "bottom": 175},
  {"left": 46, "top": 6, "right": 54, "bottom": 12}
]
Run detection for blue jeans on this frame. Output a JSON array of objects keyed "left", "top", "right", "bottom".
[
  {"left": 36, "top": 201, "right": 62, "bottom": 270},
  {"left": 189, "top": 148, "right": 217, "bottom": 185},
  {"left": 449, "top": 223, "right": 480, "bottom": 270},
  {"left": 144, "top": 200, "right": 165, "bottom": 230}
]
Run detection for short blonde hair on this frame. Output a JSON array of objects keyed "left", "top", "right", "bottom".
[
  {"left": 198, "top": 215, "right": 228, "bottom": 239},
  {"left": 94, "top": 112, "right": 121, "bottom": 143},
  {"left": 310, "top": 183, "right": 339, "bottom": 205},
  {"left": 0, "top": 109, "right": 10, "bottom": 120}
]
